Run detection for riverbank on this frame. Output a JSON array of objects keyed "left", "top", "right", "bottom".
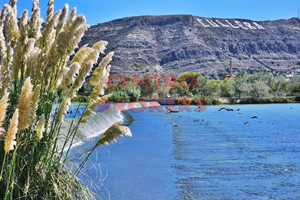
[{"left": 140, "top": 96, "right": 300, "bottom": 106}]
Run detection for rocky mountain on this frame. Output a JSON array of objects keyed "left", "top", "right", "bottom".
[{"left": 81, "top": 15, "right": 300, "bottom": 77}]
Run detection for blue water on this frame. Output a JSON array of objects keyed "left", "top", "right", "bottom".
[{"left": 78, "top": 104, "right": 300, "bottom": 199}]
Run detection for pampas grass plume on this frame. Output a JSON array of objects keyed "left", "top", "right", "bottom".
[
  {"left": 35, "top": 114, "right": 45, "bottom": 140},
  {"left": 17, "top": 77, "right": 33, "bottom": 131},
  {"left": 92, "top": 41, "right": 108, "bottom": 54},
  {"left": 30, "top": 84, "right": 41, "bottom": 121},
  {"left": 0, "top": 93, "right": 9, "bottom": 128},
  {"left": 61, "top": 62, "right": 80, "bottom": 89},
  {"left": 56, "top": 4, "right": 69, "bottom": 35},
  {"left": 5, "top": 4, "right": 19, "bottom": 47},
  {"left": 89, "top": 52, "right": 114, "bottom": 86},
  {"left": 71, "top": 45, "right": 91, "bottom": 64},
  {"left": 56, "top": 97, "right": 71, "bottom": 123},
  {"left": 4, "top": 108, "right": 18, "bottom": 152}
]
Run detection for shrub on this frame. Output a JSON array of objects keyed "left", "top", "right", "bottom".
[{"left": 0, "top": 0, "right": 131, "bottom": 199}]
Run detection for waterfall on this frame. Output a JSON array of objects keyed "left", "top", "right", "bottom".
[
  {"left": 59, "top": 104, "right": 123, "bottom": 149},
  {"left": 58, "top": 101, "right": 161, "bottom": 149}
]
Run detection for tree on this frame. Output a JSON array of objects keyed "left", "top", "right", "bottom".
[
  {"left": 109, "top": 76, "right": 141, "bottom": 102},
  {"left": 234, "top": 71, "right": 249, "bottom": 98},
  {"left": 220, "top": 78, "right": 235, "bottom": 97},
  {"left": 139, "top": 76, "right": 157, "bottom": 98},
  {"left": 250, "top": 80, "right": 270, "bottom": 98},
  {"left": 173, "top": 72, "right": 207, "bottom": 97},
  {"left": 289, "top": 75, "right": 300, "bottom": 95},
  {"left": 205, "top": 79, "right": 221, "bottom": 97},
  {"left": 270, "top": 75, "right": 288, "bottom": 96}
]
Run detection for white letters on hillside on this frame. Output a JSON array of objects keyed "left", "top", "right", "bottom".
[
  {"left": 215, "top": 20, "right": 230, "bottom": 28},
  {"left": 205, "top": 19, "right": 219, "bottom": 27},
  {"left": 197, "top": 19, "right": 210, "bottom": 27},
  {"left": 196, "top": 18, "right": 265, "bottom": 30},
  {"left": 243, "top": 22, "right": 257, "bottom": 29}
]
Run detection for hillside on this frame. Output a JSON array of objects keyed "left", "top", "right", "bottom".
[{"left": 81, "top": 15, "right": 300, "bottom": 77}]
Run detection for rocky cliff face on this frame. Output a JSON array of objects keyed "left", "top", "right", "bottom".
[{"left": 81, "top": 15, "right": 300, "bottom": 77}]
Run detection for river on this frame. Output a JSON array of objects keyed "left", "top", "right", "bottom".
[{"left": 75, "top": 103, "right": 300, "bottom": 199}]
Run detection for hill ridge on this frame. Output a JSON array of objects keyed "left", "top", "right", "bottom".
[{"left": 81, "top": 15, "right": 300, "bottom": 77}]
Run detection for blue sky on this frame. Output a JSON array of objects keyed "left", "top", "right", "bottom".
[{"left": 7, "top": 0, "right": 300, "bottom": 25}]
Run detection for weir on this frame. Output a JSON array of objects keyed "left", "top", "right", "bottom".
[
  {"left": 59, "top": 105, "right": 123, "bottom": 149},
  {"left": 59, "top": 102, "right": 162, "bottom": 149}
]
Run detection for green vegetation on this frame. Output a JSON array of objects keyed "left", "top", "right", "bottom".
[
  {"left": 0, "top": 1, "right": 131, "bottom": 199},
  {"left": 133, "top": 62, "right": 142, "bottom": 71},
  {"left": 108, "top": 76, "right": 141, "bottom": 102},
  {"left": 107, "top": 71, "right": 300, "bottom": 104}
]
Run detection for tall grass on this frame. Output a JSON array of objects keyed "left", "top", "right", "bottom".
[{"left": 0, "top": 0, "right": 131, "bottom": 199}]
